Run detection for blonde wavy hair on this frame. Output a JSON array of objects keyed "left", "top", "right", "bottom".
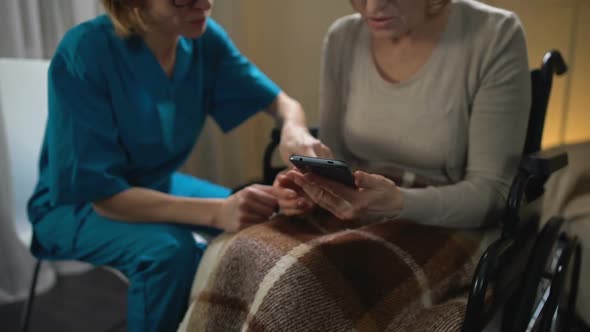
[{"left": 101, "top": 0, "right": 150, "bottom": 37}]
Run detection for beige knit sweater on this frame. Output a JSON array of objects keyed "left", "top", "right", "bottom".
[{"left": 319, "top": 0, "right": 532, "bottom": 228}]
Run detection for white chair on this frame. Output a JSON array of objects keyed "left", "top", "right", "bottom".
[
  {"left": 0, "top": 58, "right": 54, "bottom": 330},
  {"left": 0, "top": 58, "right": 57, "bottom": 306},
  {"left": 0, "top": 58, "right": 92, "bottom": 332},
  {"left": 0, "top": 58, "right": 204, "bottom": 331},
  {"left": 0, "top": 58, "right": 50, "bottom": 246},
  {"left": 0, "top": 58, "right": 58, "bottom": 332}
]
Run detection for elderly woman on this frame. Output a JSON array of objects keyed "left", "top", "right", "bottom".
[
  {"left": 26, "top": 0, "right": 325, "bottom": 331},
  {"left": 180, "top": 1, "right": 531, "bottom": 330},
  {"left": 277, "top": 0, "right": 531, "bottom": 228}
]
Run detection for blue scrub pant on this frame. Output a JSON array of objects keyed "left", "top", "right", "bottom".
[{"left": 32, "top": 173, "right": 231, "bottom": 332}]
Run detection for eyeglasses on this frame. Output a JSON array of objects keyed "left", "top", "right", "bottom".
[{"left": 172, "top": 0, "right": 198, "bottom": 7}]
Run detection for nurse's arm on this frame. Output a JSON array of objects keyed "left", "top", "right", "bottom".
[
  {"left": 264, "top": 92, "right": 332, "bottom": 162},
  {"left": 92, "top": 187, "right": 224, "bottom": 227},
  {"left": 264, "top": 91, "right": 307, "bottom": 131},
  {"left": 92, "top": 185, "right": 278, "bottom": 232}
]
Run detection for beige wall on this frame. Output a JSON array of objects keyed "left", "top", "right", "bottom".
[
  {"left": 183, "top": 1, "right": 353, "bottom": 187},
  {"left": 565, "top": 0, "right": 590, "bottom": 144},
  {"left": 242, "top": 1, "right": 354, "bottom": 125},
  {"left": 183, "top": 0, "right": 589, "bottom": 187},
  {"left": 485, "top": 0, "right": 590, "bottom": 147}
]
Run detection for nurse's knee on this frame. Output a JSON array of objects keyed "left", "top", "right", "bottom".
[{"left": 138, "top": 229, "right": 200, "bottom": 276}]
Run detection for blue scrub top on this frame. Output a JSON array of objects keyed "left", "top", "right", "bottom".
[{"left": 27, "top": 15, "right": 280, "bottom": 224}]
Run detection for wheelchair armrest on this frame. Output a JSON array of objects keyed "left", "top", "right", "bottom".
[
  {"left": 504, "top": 149, "right": 567, "bottom": 235},
  {"left": 270, "top": 126, "right": 320, "bottom": 144},
  {"left": 519, "top": 149, "right": 568, "bottom": 178},
  {"left": 271, "top": 127, "right": 281, "bottom": 144}
]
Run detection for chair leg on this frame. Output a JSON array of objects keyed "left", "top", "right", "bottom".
[{"left": 20, "top": 259, "right": 42, "bottom": 332}]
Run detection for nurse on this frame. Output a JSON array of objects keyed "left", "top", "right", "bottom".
[{"left": 26, "top": 0, "right": 326, "bottom": 331}]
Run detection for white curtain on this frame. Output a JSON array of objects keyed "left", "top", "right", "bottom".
[{"left": 0, "top": 0, "right": 103, "bottom": 59}]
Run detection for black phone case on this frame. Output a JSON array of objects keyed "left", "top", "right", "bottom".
[{"left": 289, "top": 155, "right": 356, "bottom": 188}]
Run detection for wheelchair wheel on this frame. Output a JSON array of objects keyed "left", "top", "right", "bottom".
[
  {"left": 537, "top": 235, "right": 581, "bottom": 332},
  {"left": 524, "top": 234, "right": 581, "bottom": 332},
  {"left": 511, "top": 217, "right": 582, "bottom": 332}
]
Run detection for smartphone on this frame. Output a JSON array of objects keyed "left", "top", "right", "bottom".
[{"left": 289, "top": 155, "right": 356, "bottom": 188}]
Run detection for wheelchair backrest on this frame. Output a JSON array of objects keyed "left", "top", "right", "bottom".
[{"left": 524, "top": 51, "right": 568, "bottom": 155}]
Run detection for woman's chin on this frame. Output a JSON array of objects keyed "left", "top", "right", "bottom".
[
  {"left": 370, "top": 28, "right": 405, "bottom": 41},
  {"left": 365, "top": 17, "right": 405, "bottom": 40}
]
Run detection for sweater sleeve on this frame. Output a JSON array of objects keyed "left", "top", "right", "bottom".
[
  {"left": 319, "top": 15, "right": 359, "bottom": 162},
  {"left": 398, "top": 13, "right": 531, "bottom": 228}
]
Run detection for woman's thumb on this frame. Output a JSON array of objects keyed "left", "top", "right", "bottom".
[{"left": 354, "top": 171, "right": 379, "bottom": 188}]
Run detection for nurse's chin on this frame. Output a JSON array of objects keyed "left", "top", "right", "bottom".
[
  {"left": 182, "top": 29, "right": 207, "bottom": 39},
  {"left": 180, "top": 20, "right": 208, "bottom": 38}
]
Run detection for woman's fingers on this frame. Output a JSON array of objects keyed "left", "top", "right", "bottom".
[
  {"left": 239, "top": 183, "right": 315, "bottom": 219},
  {"left": 300, "top": 173, "right": 356, "bottom": 202},
  {"left": 294, "top": 176, "right": 351, "bottom": 217},
  {"left": 354, "top": 171, "right": 394, "bottom": 189},
  {"left": 275, "top": 172, "right": 303, "bottom": 191},
  {"left": 276, "top": 186, "right": 298, "bottom": 200},
  {"left": 280, "top": 207, "right": 307, "bottom": 216},
  {"left": 277, "top": 190, "right": 313, "bottom": 216},
  {"left": 275, "top": 172, "right": 314, "bottom": 213},
  {"left": 278, "top": 196, "right": 302, "bottom": 210}
]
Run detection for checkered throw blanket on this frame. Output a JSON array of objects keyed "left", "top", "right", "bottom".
[{"left": 185, "top": 211, "right": 493, "bottom": 331}]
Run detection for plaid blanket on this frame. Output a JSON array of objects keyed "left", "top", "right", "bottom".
[{"left": 185, "top": 211, "right": 495, "bottom": 331}]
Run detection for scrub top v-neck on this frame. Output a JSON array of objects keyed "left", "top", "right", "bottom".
[{"left": 28, "top": 15, "right": 280, "bottom": 225}]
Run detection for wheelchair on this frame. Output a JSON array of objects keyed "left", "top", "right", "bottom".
[{"left": 260, "top": 50, "right": 582, "bottom": 332}]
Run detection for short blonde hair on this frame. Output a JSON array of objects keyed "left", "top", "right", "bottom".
[{"left": 101, "top": 0, "right": 149, "bottom": 38}]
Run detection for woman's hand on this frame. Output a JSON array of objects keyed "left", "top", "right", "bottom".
[
  {"left": 278, "top": 123, "right": 333, "bottom": 164},
  {"left": 273, "top": 170, "right": 315, "bottom": 216},
  {"left": 213, "top": 184, "right": 278, "bottom": 232},
  {"left": 289, "top": 170, "right": 404, "bottom": 221}
]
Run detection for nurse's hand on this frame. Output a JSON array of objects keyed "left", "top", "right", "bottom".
[
  {"left": 213, "top": 184, "right": 278, "bottom": 233},
  {"left": 279, "top": 124, "right": 333, "bottom": 165},
  {"left": 276, "top": 124, "right": 332, "bottom": 216}
]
